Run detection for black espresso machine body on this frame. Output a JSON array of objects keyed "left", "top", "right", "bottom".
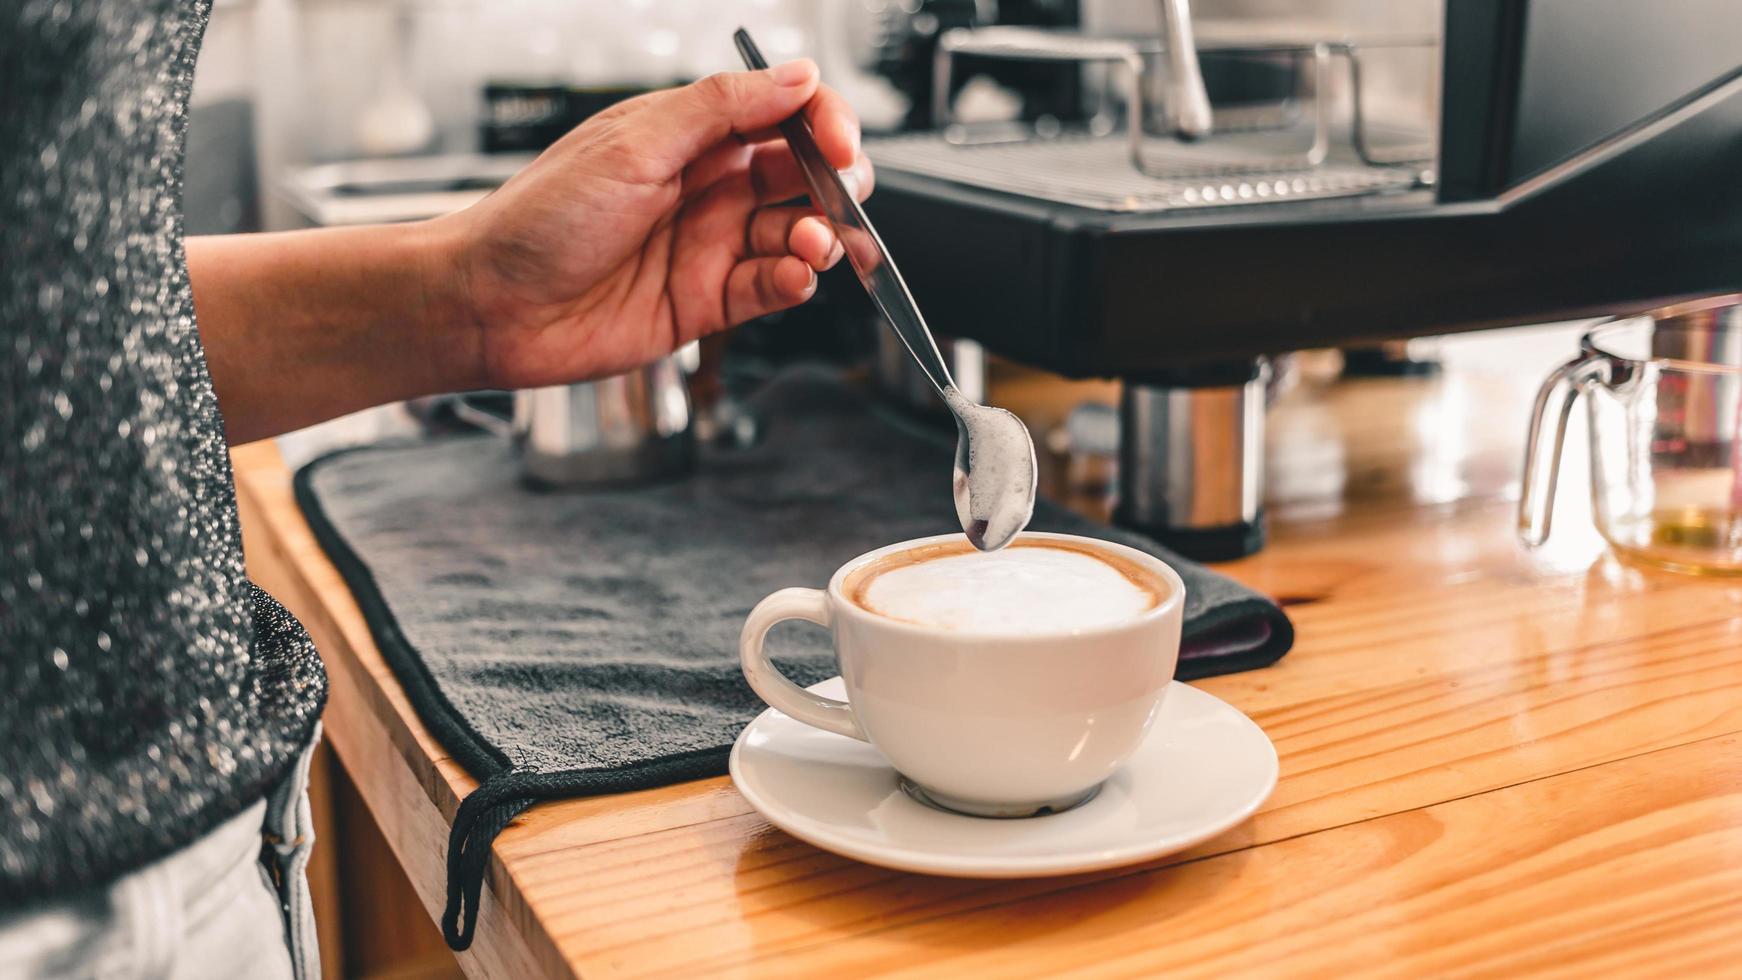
[
  {"left": 866, "top": 1, "right": 1742, "bottom": 374},
  {"left": 860, "top": 0, "right": 1742, "bottom": 560}
]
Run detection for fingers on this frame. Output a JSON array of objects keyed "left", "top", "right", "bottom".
[
  {"left": 804, "top": 84, "right": 861, "bottom": 171},
  {"left": 732, "top": 83, "right": 861, "bottom": 159},
  {"left": 672, "top": 78, "right": 870, "bottom": 202},
  {"left": 747, "top": 207, "right": 840, "bottom": 270},
  {"left": 791, "top": 215, "right": 842, "bottom": 270},
  {"left": 681, "top": 140, "right": 754, "bottom": 194},
  {"left": 726, "top": 255, "right": 818, "bottom": 325},
  {"left": 683, "top": 134, "right": 876, "bottom": 211},
  {"left": 748, "top": 141, "right": 877, "bottom": 205},
  {"left": 632, "top": 61, "right": 821, "bottom": 179},
  {"left": 839, "top": 152, "right": 876, "bottom": 203}
]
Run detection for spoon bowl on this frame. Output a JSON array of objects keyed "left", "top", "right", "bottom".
[{"left": 948, "top": 396, "right": 1038, "bottom": 551}]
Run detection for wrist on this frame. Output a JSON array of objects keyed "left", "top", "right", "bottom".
[{"left": 408, "top": 213, "right": 490, "bottom": 393}]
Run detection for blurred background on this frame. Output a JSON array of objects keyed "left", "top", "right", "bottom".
[{"left": 190, "top": 0, "right": 1441, "bottom": 235}]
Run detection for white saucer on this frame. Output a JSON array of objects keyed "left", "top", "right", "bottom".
[{"left": 729, "top": 678, "right": 1278, "bottom": 877}]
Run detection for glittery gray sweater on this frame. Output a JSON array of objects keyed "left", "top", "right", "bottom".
[{"left": 1, "top": 0, "right": 326, "bottom": 903}]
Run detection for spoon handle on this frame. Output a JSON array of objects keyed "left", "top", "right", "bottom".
[{"left": 733, "top": 28, "right": 958, "bottom": 399}]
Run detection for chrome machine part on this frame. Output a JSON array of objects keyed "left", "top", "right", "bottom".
[
  {"left": 511, "top": 356, "right": 695, "bottom": 489},
  {"left": 1116, "top": 360, "right": 1268, "bottom": 560},
  {"left": 921, "top": 24, "right": 1435, "bottom": 195},
  {"left": 1155, "top": 0, "right": 1213, "bottom": 139},
  {"left": 874, "top": 330, "right": 988, "bottom": 415}
]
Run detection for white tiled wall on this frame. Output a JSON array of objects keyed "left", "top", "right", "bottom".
[{"left": 197, "top": 0, "right": 832, "bottom": 230}]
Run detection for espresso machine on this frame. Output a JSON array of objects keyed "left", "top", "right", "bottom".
[{"left": 859, "top": 0, "right": 1742, "bottom": 558}]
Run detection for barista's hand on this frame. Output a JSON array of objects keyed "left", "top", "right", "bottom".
[{"left": 434, "top": 59, "right": 872, "bottom": 390}]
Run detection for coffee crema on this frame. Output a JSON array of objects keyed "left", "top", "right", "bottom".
[{"left": 845, "top": 539, "right": 1165, "bottom": 632}]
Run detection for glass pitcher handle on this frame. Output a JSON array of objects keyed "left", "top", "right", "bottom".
[{"left": 1519, "top": 352, "right": 1608, "bottom": 547}]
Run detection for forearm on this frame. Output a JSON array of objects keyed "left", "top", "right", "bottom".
[{"left": 187, "top": 222, "right": 478, "bottom": 444}]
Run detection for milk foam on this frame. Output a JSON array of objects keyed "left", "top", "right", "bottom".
[
  {"left": 942, "top": 389, "right": 1037, "bottom": 551},
  {"left": 860, "top": 546, "right": 1155, "bottom": 632}
]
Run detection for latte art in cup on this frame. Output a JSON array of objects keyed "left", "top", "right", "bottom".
[{"left": 847, "top": 540, "right": 1164, "bottom": 633}]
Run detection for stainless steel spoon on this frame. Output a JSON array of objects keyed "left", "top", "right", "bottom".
[{"left": 734, "top": 28, "right": 1038, "bottom": 550}]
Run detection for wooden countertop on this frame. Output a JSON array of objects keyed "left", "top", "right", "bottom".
[{"left": 234, "top": 335, "right": 1742, "bottom": 978}]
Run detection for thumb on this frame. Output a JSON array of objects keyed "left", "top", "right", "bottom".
[{"left": 638, "top": 61, "right": 820, "bottom": 174}]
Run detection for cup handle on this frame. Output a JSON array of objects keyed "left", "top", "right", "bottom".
[
  {"left": 739, "top": 588, "right": 867, "bottom": 741},
  {"left": 1519, "top": 352, "right": 1608, "bottom": 547}
]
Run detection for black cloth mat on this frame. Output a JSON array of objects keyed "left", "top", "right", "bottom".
[{"left": 295, "top": 368, "right": 1293, "bottom": 949}]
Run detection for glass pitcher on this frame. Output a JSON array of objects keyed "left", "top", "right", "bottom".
[{"left": 1520, "top": 294, "right": 1742, "bottom": 574}]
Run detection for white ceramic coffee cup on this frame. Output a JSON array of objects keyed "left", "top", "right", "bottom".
[{"left": 739, "top": 531, "right": 1185, "bottom": 817}]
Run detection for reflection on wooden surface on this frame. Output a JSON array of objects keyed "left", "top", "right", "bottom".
[{"left": 236, "top": 326, "right": 1742, "bottom": 979}]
